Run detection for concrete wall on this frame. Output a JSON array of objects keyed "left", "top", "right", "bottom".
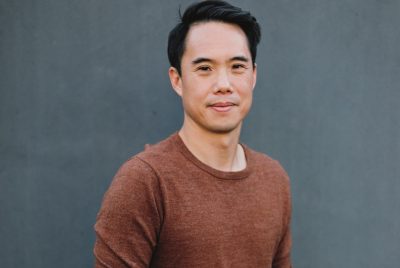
[{"left": 1, "top": 0, "right": 399, "bottom": 267}]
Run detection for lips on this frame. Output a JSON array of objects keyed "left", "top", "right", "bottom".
[{"left": 208, "top": 102, "right": 236, "bottom": 112}]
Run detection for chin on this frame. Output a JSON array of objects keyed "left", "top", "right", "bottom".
[{"left": 204, "top": 122, "right": 242, "bottom": 134}]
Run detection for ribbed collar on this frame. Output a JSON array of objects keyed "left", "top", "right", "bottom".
[{"left": 172, "top": 132, "right": 253, "bottom": 180}]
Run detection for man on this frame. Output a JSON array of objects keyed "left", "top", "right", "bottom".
[{"left": 94, "top": 1, "right": 292, "bottom": 267}]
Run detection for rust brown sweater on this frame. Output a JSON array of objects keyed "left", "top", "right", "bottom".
[{"left": 94, "top": 133, "right": 292, "bottom": 267}]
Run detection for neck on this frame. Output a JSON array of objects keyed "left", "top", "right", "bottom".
[{"left": 178, "top": 120, "right": 246, "bottom": 172}]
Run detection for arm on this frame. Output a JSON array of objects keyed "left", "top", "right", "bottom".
[
  {"left": 272, "top": 224, "right": 292, "bottom": 268},
  {"left": 93, "top": 157, "right": 163, "bottom": 267},
  {"left": 272, "top": 162, "right": 292, "bottom": 268}
]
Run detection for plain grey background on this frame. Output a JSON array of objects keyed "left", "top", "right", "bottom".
[{"left": 1, "top": 0, "right": 399, "bottom": 267}]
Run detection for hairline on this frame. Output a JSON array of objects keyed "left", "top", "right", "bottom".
[{"left": 179, "top": 20, "right": 255, "bottom": 74}]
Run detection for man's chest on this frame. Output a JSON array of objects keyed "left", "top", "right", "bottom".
[{"left": 152, "top": 175, "right": 284, "bottom": 266}]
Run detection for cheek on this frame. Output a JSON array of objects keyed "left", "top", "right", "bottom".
[
  {"left": 182, "top": 79, "right": 210, "bottom": 100},
  {"left": 234, "top": 78, "right": 254, "bottom": 112},
  {"left": 235, "top": 79, "right": 254, "bottom": 97},
  {"left": 180, "top": 86, "right": 205, "bottom": 114}
]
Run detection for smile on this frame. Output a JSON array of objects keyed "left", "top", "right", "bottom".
[{"left": 208, "top": 102, "right": 237, "bottom": 112}]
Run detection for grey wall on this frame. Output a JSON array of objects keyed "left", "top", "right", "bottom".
[{"left": 1, "top": 0, "right": 399, "bottom": 267}]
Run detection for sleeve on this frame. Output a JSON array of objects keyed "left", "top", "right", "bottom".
[
  {"left": 93, "top": 157, "right": 164, "bottom": 268},
  {"left": 272, "top": 162, "right": 293, "bottom": 268}
]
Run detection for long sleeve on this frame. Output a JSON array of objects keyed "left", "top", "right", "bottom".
[
  {"left": 272, "top": 162, "right": 293, "bottom": 268},
  {"left": 93, "top": 157, "right": 163, "bottom": 268},
  {"left": 272, "top": 224, "right": 292, "bottom": 268}
]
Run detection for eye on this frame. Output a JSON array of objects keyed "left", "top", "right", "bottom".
[
  {"left": 232, "top": 64, "right": 247, "bottom": 70},
  {"left": 196, "top": 65, "right": 212, "bottom": 72}
]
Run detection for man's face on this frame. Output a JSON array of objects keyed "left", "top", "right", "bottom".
[{"left": 169, "top": 21, "right": 257, "bottom": 134}]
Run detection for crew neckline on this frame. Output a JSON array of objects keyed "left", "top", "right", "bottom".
[{"left": 172, "top": 132, "right": 253, "bottom": 180}]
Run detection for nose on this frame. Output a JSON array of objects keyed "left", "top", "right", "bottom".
[{"left": 213, "top": 70, "right": 233, "bottom": 94}]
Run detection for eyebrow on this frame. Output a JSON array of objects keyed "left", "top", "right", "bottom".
[
  {"left": 231, "top": 56, "right": 249, "bottom": 63},
  {"left": 191, "top": 56, "right": 250, "bottom": 65},
  {"left": 192, "top": 57, "right": 213, "bottom": 65}
]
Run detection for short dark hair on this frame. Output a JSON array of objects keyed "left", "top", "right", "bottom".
[{"left": 167, "top": 0, "right": 261, "bottom": 75}]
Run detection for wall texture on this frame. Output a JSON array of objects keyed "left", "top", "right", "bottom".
[{"left": 1, "top": 0, "right": 399, "bottom": 267}]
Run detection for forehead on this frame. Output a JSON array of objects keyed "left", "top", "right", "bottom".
[{"left": 183, "top": 21, "right": 250, "bottom": 60}]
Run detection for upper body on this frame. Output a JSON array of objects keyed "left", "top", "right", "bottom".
[
  {"left": 94, "top": 133, "right": 292, "bottom": 267},
  {"left": 94, "top": 1, "right": 292, "bottom": 267}
]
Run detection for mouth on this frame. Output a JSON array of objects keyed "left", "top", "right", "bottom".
[{"left": 208, "top": 101, "right": 237, "bottom": 112}]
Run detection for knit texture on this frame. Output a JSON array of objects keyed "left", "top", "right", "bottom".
[{"left": 94, "top": 133, "right": 292, "bottom": 267}]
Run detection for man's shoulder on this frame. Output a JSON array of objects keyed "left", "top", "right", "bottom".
[
  {"left": 117, "top": 133, "right": 181, "bottom": 175},
  {"left": 245, "top": 145, "right": 276, "bottom": 163},
  {"left": 245, "top": 145, "right": 290, "bottom": 183},
  {"left": 244, "top": 145, "right": 279, "bottom": 167},
  {"left": 137, "top": 133, "right": 181, "bottom": 162}
]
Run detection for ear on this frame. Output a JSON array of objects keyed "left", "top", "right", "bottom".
[
  {"left": 168, "top": 67, "right": 183, "bottom": 97},
  {"left": 252, "top": 63, "right": 257, "bottom": 90}
]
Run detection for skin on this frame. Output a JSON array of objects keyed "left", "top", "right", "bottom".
[{"left": 169, "top": 21, "right": 257, "bottom": 172}]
